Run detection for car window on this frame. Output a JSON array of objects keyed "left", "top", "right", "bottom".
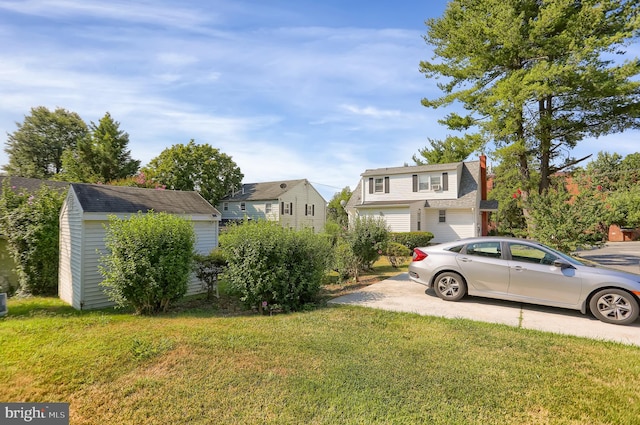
[
  {"left": 447, "top": 244, "right": 464, "bottom": 253},
  {"left": 465, "top": 242, "right": 502, "bottom": 259},
  {"left": 509, "top": 243, "right": 557, "bottom": 265}
]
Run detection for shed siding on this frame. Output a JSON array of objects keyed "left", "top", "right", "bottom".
[{"left": 58, "top": 191, "right": 84, "bottom": 309}]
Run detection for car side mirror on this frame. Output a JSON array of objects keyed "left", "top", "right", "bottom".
[{"left": 553, "top": 259, "right": 574, "bottom": 269}]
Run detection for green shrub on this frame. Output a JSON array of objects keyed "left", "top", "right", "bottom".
[
  {"left": 390, "top": 232, "right": 434, "bottom": 250},
  {"left": 347, "top": 216, "right": 390, "bottom": 269},
  {"left": 333, "top": 239, "right": 359, "bottom": 282},
  {"left": 220, "top": 220, "right": 331, "bottom": 313},
  {"left": 99, "top": 212, "right": 196, "bottom": 314},
  {"left": 0, "top": 181, "right": 66, "bottom": 295},
  {"left": 385, "top": 242, "right": 412, "bottom": 268}
]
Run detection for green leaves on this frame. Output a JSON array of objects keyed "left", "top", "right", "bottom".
[
  {"left": 142, "top": 140, "right": 243, "bottom": 206},
  {"left": 220, "top": 220, "right": 332, "bottom": 313},
  {"left": 0, "top": 181, "right": 66, "bottom": 295},
  {"left": 99, "top": 212, "right": 196, "bottom": 314}
]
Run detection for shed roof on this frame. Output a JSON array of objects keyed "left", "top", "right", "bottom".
[
  {"left": 220, "top": 179, "right": 307, "bottom": 201},
  {"left": 71, "top": 183, "right": 219, "bottom": 216}
]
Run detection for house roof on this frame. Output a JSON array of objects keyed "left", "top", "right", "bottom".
[
  {"left": 71, "top": 183, "right": 220, "bottom": 216},
  {"left": 219, "top": 179, "right": 307, "bottom": 202},
  {"left": 361, "top": 161, "right": 463, "bottom": 177},
  {"left": 0, "top": 176, "right": 69, "bottom": 194}
]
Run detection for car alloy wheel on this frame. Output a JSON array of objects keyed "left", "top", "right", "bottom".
[
  {"left": 590, "top": 288, "right": 640, "bottom": 325},
  {"left": 434, "top": 272, "right": 466, "bottom": 302}
]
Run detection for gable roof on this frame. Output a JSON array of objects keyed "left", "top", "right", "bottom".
[
  {"left": 70, "top": 183, "right": 219, "bottom": 216},
  {"left": 0, "top": 176, "right": 69, "bottom": 194},
  {"left": 220, "top": 179, "right": 307, "bottom": 202},
  {"left": 361, "top": 161, "right": 463, "bottom": 177}
]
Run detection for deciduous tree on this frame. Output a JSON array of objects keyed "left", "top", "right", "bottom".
[
  {"left": 142, "top": 140, "right": 243, "bottom": 206},
  {"left": 3, "top": 107, "right": 88, "bottom": 178}
]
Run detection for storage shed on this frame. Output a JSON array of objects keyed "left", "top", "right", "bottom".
[{"left": 59, "top": 183, "right": 221, "bottom": 310}]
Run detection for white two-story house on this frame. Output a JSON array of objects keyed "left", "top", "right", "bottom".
[
  {"left": 217, "top": 179, "right": 326, "bottom": 233},
  {"left": 345, "top": 156, "right": 497, "bottom": 243}
]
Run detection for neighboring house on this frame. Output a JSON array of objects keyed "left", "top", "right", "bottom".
[
  {"left": 345, "top": 156, "right": 497, "bottom": 243},
  {"left": 217, "top": 179, "right": 326, "bottom": 233},
  {"left": 59, "top": 183, "right": 221, "bottom": 310}
]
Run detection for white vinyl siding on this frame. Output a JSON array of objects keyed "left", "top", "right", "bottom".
[
  {"left": 425, "top": 209, "right": 476, "bottom": 243},
  {"left": 364, "top": 166, "right": 461, "bottom": 204},
  {"left": 359, "top": 207, "right": 410, "bottom": 233}
]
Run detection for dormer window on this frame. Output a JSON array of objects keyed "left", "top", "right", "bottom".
[{"left": 374, "top": 178, "right": 384, "bottom": 192}]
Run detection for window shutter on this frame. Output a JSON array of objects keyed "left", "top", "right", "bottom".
[
  {"left": 443, "top": 173, "right": 449, "bottom": 191},
  {"left": 412, "top": 175, "right": 418, "bottom": 192},
  {"left": 305, "top": 204, "right": 308, "bottom": 216},
  {"left": 281, "top": 202, "right": 284, "bottom": 215},
  {"left": 384, "top": 176, "right": 390, "bottom": 193},
  {"left": 290, "top": 202, "right": 293, "bottom": 215},
  {"left": 369, "top": 177, "right": 373, "bottom": 194},
  {"left": 312, "top": 204, "right": 315, "bottom": 216}
]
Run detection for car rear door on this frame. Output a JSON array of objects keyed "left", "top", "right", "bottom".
[
  {"left": 455, "top": 241, "right": 510, "bottom": 295},
  {"left": 506, "top": 242, "right": 582, "bottom": 306}
]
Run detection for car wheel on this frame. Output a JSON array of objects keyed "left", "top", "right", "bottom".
[
  {"left": 433, "top": 272, "right": 466, "bottom": 302},
  {"left": 589, "top": 289, "right": 640, "bottom": 325}
]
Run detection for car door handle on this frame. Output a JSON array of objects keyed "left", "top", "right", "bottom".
[
  {"left": 460, "top": 257, "right": 472, "bottom": 262},
  {"left": 511, "top": 266, "right": 526, "bottom": 271}
]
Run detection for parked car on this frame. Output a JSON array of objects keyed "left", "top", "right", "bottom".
[{"left": 408, "top": 237, "right": 640, "bottom": 325}]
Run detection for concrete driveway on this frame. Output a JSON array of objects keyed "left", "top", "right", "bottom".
[{"left": 328, "top": 242, "right": 640, "bottom": 347}]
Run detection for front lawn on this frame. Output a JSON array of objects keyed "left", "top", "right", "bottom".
[{"left": 2, "top": 296, "right": 639, "bottom": 424}]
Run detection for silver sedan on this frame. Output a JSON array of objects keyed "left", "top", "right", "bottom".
[{"left": 408, "top": 237, "right": 640, "bottom": 325}]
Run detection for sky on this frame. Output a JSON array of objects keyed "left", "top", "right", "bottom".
[{"left": 0, "top": 0, "right": 638, "bottom": 201}]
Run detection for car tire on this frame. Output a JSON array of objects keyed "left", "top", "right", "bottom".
[
  {"left": 433, "top": 272, "right": 466, "bottom": 302},
  {"left": 589, "top": 288, "right": 639, "bottom": 325}
]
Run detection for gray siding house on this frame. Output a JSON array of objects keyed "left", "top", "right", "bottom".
[{"left": 59, "top": 183, "right": 221, "bottom": 310}]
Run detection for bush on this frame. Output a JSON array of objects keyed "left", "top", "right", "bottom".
[
  {"left": 0, "top": 181, "right": 66, "bottom": 295},
  {"left": 220, "top": 220, "right": 332, "bottom": 313},
  {"left": 194, "top": 249, "right": 227, "bottom": 300},
  {"left": 333, "top": 239, "right": 359, "bottom": 282},
  {"left": 99, "top": 212, "right": 196, "bottom": 314},
  {"left": 390, "top": 232, "right": 434, "bottom": 250},
  {"left": 347, "top": 216, "right": 390, "bottom": 269},
  {"left": 385, "top": 242, "right": 412, "bottom": 268}
]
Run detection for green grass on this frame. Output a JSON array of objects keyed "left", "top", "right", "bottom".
[{"left": 2, "top": 296, "right": 639, "bottom": 424}]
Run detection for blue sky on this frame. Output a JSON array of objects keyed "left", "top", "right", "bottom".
[{"left": 0, "top": 0, "right": 638, "bottom": 200}]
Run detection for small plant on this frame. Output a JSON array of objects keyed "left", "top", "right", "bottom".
[
  {"left": 194, "top": 249, "right": 227, "bottom": 301},
  {"left": 385, "top": 242, "right": 412, "bottom": 268}
]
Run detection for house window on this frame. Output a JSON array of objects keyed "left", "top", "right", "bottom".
[
  {"left": 439, "top": 210, "right": 446, "bottom": 223},
  {"left": 283, "top": 202, "right": 290, "bottom": 214},
  {"left": 223, "top": 202, "right": 228, "bottom": 211},
  {"left": 431, "top": 176, "right": 442, "bottom": 191},
  {"left": 374, "top": 178, "right": 384, "bottom": 193},
  {"left": 418, "top": 175, "right": 429, "bottom": 191},
  {"left": 305, "top": 204, "right": 315, "bottom": 216},
  {"left": 240, "top": 202, "right": 246, "bottom": 211},
  {"left": 265, "top": 203, "right": 272, "bottom": 214}
]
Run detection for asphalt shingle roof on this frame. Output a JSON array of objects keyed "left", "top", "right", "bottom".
[
  {"left": 0, "top": 176, "right": 69, "bottom": 194},
  {"left": 71, "top": 183, "right": 219, "bottom": 215},
  {"left": 220, "top": 179, "right": 306, "bottom": 201}
]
